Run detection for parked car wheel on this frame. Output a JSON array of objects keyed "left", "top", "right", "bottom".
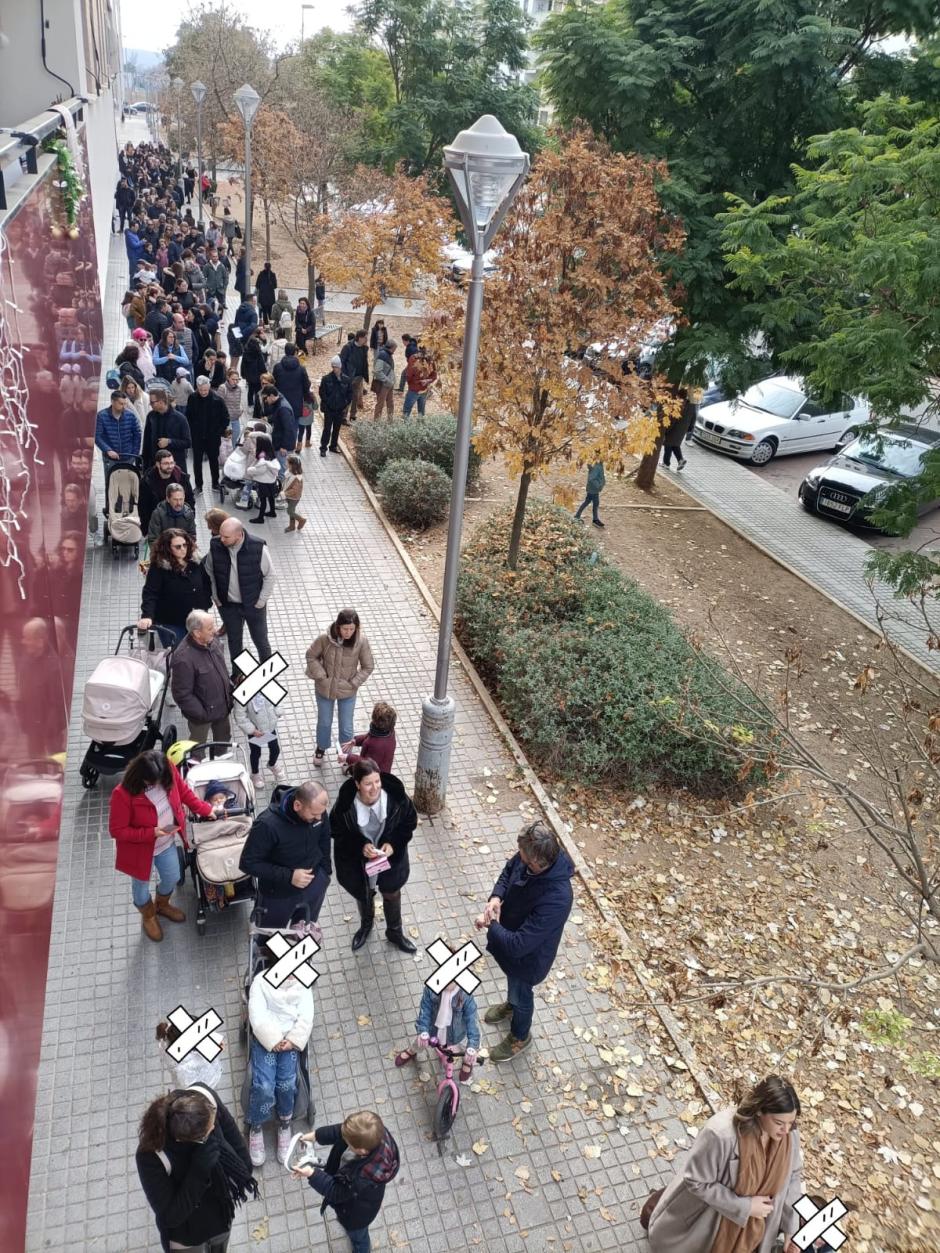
[
  {"left": 834, "top": 426, "right": 859, "bottom": 451},
  {"left": 750, "top": 437, "right": 778, "bottom": 466}
]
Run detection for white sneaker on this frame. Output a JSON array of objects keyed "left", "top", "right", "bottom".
[
  {"left": 270, "top": 761, "right": 287, "bottom": 785},
  {"left": 251, "top": 772, "right": 264, "bottom": 789},
  {"left": 248, "top": 1127, "right": 265, "bottom": 1166},
  {"left": 276, "top": 1121, "right": 293, "bottom": 1164}
]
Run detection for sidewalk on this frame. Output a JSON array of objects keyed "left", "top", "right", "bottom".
[
  {"left": 664, "top": 453, "right": 940, "bottom": 675},
  {"left": 25, "top": 234, "right": 687, "bottom": 1251}
]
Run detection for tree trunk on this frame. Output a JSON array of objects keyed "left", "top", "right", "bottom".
[
  {"left": 362, "top": 305, "right": 376, "bottom": 335},
  {"left": 507, "top": 472, "right": 532, "bottom": 570},
  {"left": 635, "top": 440, "right": 663, "bottom": 491},
  {"left": 307, "top": 260, "right": 316, "bottom": 307},
  {"left": 263, "top": 197, "right": 271, "bottom": 260}
]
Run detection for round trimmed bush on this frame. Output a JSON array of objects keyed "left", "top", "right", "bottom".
[
  {"left": 377, "top": 458, "right": 452, "bottom": 529},
  {"left": 350, "top": 414, "right": 480, "bottom": 487}
]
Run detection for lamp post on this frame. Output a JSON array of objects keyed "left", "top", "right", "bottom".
[
  {"left": 172, "top": 77, "right": 184, "bottom": 176},
  {"left": 233, "top": 84, "right": 261, "bottom": 304},
  {"left": 301, "top": 4, "right": 315, "bottom": 44},
  {"left": 191, "top": 80, "right": 207, "bottom": 229},
  {"left": 413, "top": 116, "right": 529, "bottom": 815}
]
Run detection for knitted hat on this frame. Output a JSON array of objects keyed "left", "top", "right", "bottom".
[
  {"left": 131, "top": 328, "right": 148, "bottom": 341},
  {"left": 330, "top": 355, "right": 342, "bottom": 367},
  {"left": 176, "top": 367, "right": 189, "bottom": 378}
]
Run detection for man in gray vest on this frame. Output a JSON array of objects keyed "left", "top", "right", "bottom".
[{"left": 207, "top": 517, "right": 275, "bottom": 665}]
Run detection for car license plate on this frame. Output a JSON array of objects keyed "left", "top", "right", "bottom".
[
  {"left": 821, "top": 494, "right": 852, "bottom": 515},
  {"left": 699, "top": 430, "right": 721, "bottom": 444}
]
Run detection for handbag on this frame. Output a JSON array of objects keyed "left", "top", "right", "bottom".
[{"left": 639, "top": 1188, "right": 665, "bottom": 1231}]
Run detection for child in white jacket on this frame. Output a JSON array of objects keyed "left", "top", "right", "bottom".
[
  {"left": 247, "top": 968, "right": 314, "bottom": 1166},
  {"left": 233, "top": 663, "right": 285, "bottom": 789}
]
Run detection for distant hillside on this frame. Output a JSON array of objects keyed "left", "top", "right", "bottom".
[{"left": 124, "top": 48, "right": 164, "bottom": 72}]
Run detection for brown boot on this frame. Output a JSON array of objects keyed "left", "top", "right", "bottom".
[
  {"left": 284, "top": 519, "right": 296, "bottom": 532},
  {"left": 137, "top": 899, "right": 163, "bottom": 941},
  {"left": 296, "top": 516, "right": 306, "bottom": 530},
  {"left": 156, "top": 892, "right": 186, "bottom": 923}
]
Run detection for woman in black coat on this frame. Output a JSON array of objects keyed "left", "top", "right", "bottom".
[
  {"left": 273, "top": 343, "right": 313, "bottom": 423},
  {"left": 137, "top": 1084, "right": 258, "bottom": 1253},
  {"left": 240, "top": 330, "right": 268, "bottom": 407},
  {"left": 330, "top": 758, "right": 418, "bottom": 955},
  {"left": 137, "top": 529, "right": 211, "bottom": 646},
  {"left": 294, "top": 298, "right": 315, "bottom": 358}
]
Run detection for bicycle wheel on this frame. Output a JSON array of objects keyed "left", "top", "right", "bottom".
[{"left": 433, "top": 1084, "right": 459, "bottom": 1149}]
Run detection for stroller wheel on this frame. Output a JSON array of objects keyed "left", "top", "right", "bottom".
[
  {"left": 196, "top": 916, "right": 207, "bottom": 938},
  {"left": 81, "top": 765, "right": 99, "bottom": 789},
  {"left": 239, "top": 1019, "right": 248, "bottom": 1044},
  {"left": 177, "top": 845, "right": 186, "bottom": 886},
  {"left": 161, "top": 724, "right": 178, "bottom": 750},
  {"left": 134, "top": 544, "right": 140, "bottom": 558},
  {"left": 307, "top": 1093, "right": 316, "bottom": 1127}
]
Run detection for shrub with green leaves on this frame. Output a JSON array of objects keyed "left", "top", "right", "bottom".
[
  {"left": 350, "top": 414, "right": 480, "bottom": 487},
  {"left": 457, "top": 502, "right": 768, "bottom": 793},
  {"left": 377, "top": 458, "right": 451, "bottom": 529}
]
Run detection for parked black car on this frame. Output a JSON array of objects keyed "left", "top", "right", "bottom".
[{"left": 798, "top": 424, "right": 940, "bottom": 532}]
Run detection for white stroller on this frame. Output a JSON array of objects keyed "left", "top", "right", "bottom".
[{"left": 79, "top": 626, "right": 177, "bottom": 788}]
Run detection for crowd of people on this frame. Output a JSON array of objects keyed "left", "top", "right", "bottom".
[{"left": 95, "top": 139, "right": 816, "bottom": 1253}]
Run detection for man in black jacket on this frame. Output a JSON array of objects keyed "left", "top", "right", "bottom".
[
  {"left": 339, "top": 330, "right": 369, "bottom": 422},
  {"left": 186, "top": 376, "right": 230, "bottom": 492},
  {"left": 144, "top": 297, "right": 171, "bottom": 344},
  {"left": 318, "top": 356, "right": 352, "bottom": 457},
  {"left": 142, "top": 383, "right": 192, "bottom": 472},
  {"left": 260, "top": 385, "right": 298, "bottom": 476},
  {"left": 240, "top": 782, "right": 331, "bottom": 926},
  {"left": 139, "top": 449, "right": 196, "bottom": 534}
]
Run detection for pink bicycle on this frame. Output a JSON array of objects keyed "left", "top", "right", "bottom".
[{"left": 427, "top": 1037, "right": 484, "bottom": 1153}]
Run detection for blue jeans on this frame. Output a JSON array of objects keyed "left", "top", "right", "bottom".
[
  {"left": 402, "top": 390, "right": 426, "bottom": 417},
  {"left": 230, "top": 418, "right": 241, "bottom": 446},
  {"left": 131, "top": 842, "right": 180, "bottom": 907},
  {"left": 315, "top": 693, "right": 356, "bottom": 751},
  {"left": 574, "top": 491, "right": 600, "bottom": 522},
  {"left": 155, "top": 623, "right": 186, "bottom": 647},
  {"left": 247, "top": 1037, "right": 298, "bottom": 1126},
  {"left": 507, "top": 975, "right": 535, "bottom": 1041},
  {"left": 346, "top": 1229, "right": 371, "bottom": 1253}
]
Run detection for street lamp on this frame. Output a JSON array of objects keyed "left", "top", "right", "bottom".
[
  {"left": 413, "top": 115, "right": 529, "bottom": 815},
  {"left": 301, "top": 4, "right": 315, "bottom": 44},
  {"left": 191, "top": 80, "right": 207, "bottom": 228},
  {"left": 172, "top": 77, "right": 184, "bottom": 176},
  {"left": 233, "top": 83, "right": 261, "bottom": 303}
]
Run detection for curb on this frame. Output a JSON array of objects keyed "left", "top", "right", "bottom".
[{"left": 339, "top": 434, "right": 722, "bottom": 1114}]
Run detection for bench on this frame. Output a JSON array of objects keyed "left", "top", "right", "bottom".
[{"left": 314, "top": 322, "right": 343, "bottom": 346}]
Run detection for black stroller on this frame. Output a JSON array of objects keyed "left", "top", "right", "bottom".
[{"left": 102, "top": 455, "right": 143, "bottom": 559}]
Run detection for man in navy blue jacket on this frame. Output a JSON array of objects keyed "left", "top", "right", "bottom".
[
  {"left": 94, "top": 392, "right": 141, "bottom": 462},
  {"left": 476, "top": 821, "right": 574, "bottom": 1062}
]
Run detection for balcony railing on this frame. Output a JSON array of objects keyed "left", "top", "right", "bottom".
[{"left": 0, "top": 95, "right": 87, "bottom": 214}]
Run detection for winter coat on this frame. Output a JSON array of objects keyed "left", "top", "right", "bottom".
[
  {"left": 239, "top": 788, "right": 333, "bottom": 898},
  {"left": 270, "top": 297, "right": 293, "bottom": 330},
  {"left": 233, "top": 689, "right": 279, "bottom": 739},
  {"left": 329, "top": 772, "right": 417, "bottom": 902},
  {"left": 369, "top": 324, "right": 387, "bottom": 352},
  {"left": 170, "top": 378, "right": 195, "bottom": 411},
  {"left": 203, "top": 260, "right": 228, "bottom": 301},
  {"left": 219, "top": 379, "right": 249, "bottom": 429},
  {"left": 294, "top": 304, "right": 314, "bottom": 344},
  {"left": 246, "top": 455, "right": 279, "bottom": 485},
  {"left": 318, "top": 371, "right": 352, "bottom": 417},
  {"left": 248, "top": 975, "right": 314, "bottom": 1052},
  {"left": 404, "top": 357, "right": 435, "bottom": 394},
  {"left": 586, "top": 463, "right": 606, "bottom": 494},
  {"left": 273, "top": 355, "right": 313, "bottom": 420},
  {"left": 414, "top": 987, "right": 480, "bottom": 1050},
  {"left": 240, "top": 337, "right": 268, "bottom": 389},
  {"left": 140, "top": 558, "right": 211, "bottom": 629},
  {"left": 139, "top": 464, "right": 195, "bottom": 533},
  {"left": 153, "top": 342, "right": 191, "bottom": 384},
  {"left": 340, "top": 340, "right": 369, "bottom": 383},
  {"left": 255, "top": 267, "right": 278, "bottom": 303},
  {"left": 345, "top": 727, "right": 396, "bottom": 775},
  {"left": 485, "top": 849, "right": 575, "bottom": 985},
  {"left": 373, "top": 347, "right": 395, "bottom": 389},
  {"left": 137, "top": 1087, "right": 252, "bottom": 1253},
  {"left": 142, "top": 404, "right": 192, "bottom": 469},
  {"left": 147, "top": 501, "right": 197, "bottom": 544},
  {"left": 233, "top": 300, "right": 259, "bottom": 340},
  {"left": 144, "top": 307, "right": 170, "bottom": 343},
  {"left": 647, "top": 1109, "right": 803, "bottom": 1253},
  {"left": 305, "top": 630, "right": 374, "bottom": 701},
  {"left": 170, "top": 634, "right": 233, "bottom": 725},
  {"left": 95, "top": 407, "right": 141, "bottom": 459},
  {"left": 186, "top": 390, "right": 229, "bottom": 445},
  {"left": 109, "top": 759, "right": 213, "bottom": 879},
  {"left": 307, "top": 1124, "right": 400, "bottom": 1232},
  {"left": 663, "top": 398, "right": 697, "bottom": 449},
  {"left": 266, "top": 394, "right": 298, "bottom": 453}
]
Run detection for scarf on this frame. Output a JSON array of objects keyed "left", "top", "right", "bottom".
[
  {"left": 711, "top": 1127, "right": 791, "bottom": 1253},
  {"left": 176, "top": 1086, "right": 259, "bottom": 1221},
  {"left": 434, "top": 987, "right": 457, "bottom": 1045}
]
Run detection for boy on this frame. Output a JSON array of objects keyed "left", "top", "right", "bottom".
[{"left": 293, "top": 1111, "right": 400, "bottom": 1253}]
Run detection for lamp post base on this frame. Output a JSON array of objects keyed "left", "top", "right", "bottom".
[{"left": 413, "top": 695, "right": 456, "bottom": 816}]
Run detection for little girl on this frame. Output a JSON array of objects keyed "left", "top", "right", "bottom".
[
  {"left": 283, "top": 453, "right": 306, "bottom": 533},
  {"left": 233, "top": 665, "right": 285, "bottom": 790},
  {"left": 394, "top": 980, "right": 480, "bottom": 1084},
  {"left": 247, "top": 959, "right": 315, "bottom": 1166},
  {"left": 171, "top": 366, "right": 194, "bottom": 410},
  {"left": 156, "top": 1017, "right": 226, "bottom": 1089},
  {"left": 340, "top": 701, "right": 397, "bottom": 774},
  {"left": 246, "top": 435, "right": 279, "bottom": 524}
]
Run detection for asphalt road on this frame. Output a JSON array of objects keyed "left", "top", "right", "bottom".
[{"left": 694, "top": 444, "right": 940, "bottom": 555}]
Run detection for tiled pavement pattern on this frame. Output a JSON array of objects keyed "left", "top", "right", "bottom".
[
  {"left": 663, "top": 457, "right": 940, "bottom": 675},
  {"left": 25, "top": 232, "right": 685, "bottom": 1250}
]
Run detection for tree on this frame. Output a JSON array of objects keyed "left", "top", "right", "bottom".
[
  {"left": 217, "top": 106, "right": 289, "bottom": 261},
  {"left": 353, "top": 0, "right": 541, "bottom": 174},
  {"left": 299, "top": 29, "right": 396, "bottom": 166},
  {"left": 427, "top": 130, "right": 683, "bottom": 569},
  {"left": 535, "top": 1, "right": 933, "bottom": 386},
  {"left": 315, "top": 168, "right": 455, "bottom": 333},
  {"left": 721, "top": 95, "right": 940, "bottom": 588}
]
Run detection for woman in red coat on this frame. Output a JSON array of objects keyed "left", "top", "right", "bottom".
[{"left": 110, "top": 749, "right": 221, "bottom": 942}]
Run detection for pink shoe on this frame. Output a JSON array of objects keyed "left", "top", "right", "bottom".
[
  {"left": 248, "top": 1127, "right": 265, "bottom": 1166},
  {"left": 276, "top": 1121, "right": 292, "bottom": 1164}
]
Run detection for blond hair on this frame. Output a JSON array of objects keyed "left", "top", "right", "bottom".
[{"left": 342, "top": 1110, "right": 384, "bottom": 1152}]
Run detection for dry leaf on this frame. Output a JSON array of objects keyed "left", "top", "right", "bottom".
[
  {"left": 357, "top": 1014, "right": 371, "bottom": 1026},
  {"left": 472, "top": 1140, "right": 489, "bottom": 1156},
  {"left": 515, "top": 1166, "right": 531, "bottom": 1183},
  {"left": 250, "top": 1217, "right": 269, "bottom": 1241},
  {"left": 583, "top": 1145, "right": 602, "bottom": 1160}
]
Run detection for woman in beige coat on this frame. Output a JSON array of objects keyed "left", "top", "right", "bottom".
[
  {"left": 306, "top": 608, "right": 375, "bottom": 763},
  {"left": 646, "top": 1075, "right": 804, "bottom": 1253}
]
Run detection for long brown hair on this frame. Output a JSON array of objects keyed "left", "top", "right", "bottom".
[
  {"left": 330, "top": 607, "right": 360, "bottom": 646},
  {"left": 733, "top": 1075, "right": 800, "bottom": 1136},
  {"left": 151, "top": 527, "right": 195, "bottom": 569},
  {"left": 138, "top": 1090, "right": 214, "bottom": 1151},
  {"left": 122, "top": 749, "right": 173, "bottom": 796}
]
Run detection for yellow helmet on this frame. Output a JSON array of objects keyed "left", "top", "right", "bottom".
[{"left": 166, "top": 739, "right": 197, "bottom": 766}]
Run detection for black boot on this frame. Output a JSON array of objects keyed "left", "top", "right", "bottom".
[
  {"left": 352, "top": 893, "right": 375, "bottom": 952},
  {"left": 383, "top": 891, "right": 417, "bottom": 954},
  {"left": 249, "top": 514, "right": 266, "bottom": 524}
]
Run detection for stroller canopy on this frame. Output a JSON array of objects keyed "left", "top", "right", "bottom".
[{"left": 82, "top": 656, "right": 161, "bottom": 745}]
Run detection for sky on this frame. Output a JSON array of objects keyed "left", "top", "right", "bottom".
[{"left": 120, "top": 0, "right": 352, "bottom": 57}]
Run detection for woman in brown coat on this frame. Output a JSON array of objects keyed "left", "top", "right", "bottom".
[
  {"left": 645, "top": 1075, "right": 803, "bottom": 1253},
  {"left": 306, "top": 608, "right": 375, "bottom": 764}
]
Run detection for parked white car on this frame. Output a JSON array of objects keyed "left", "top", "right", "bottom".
[{"left": 692, "top": 375, "right": 870, "bottom": 466}]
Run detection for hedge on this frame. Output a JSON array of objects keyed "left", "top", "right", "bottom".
[
  {"left": 350, "top": 414, "right": 481, "bottom": 487},
  {"left": 377, "top": 458, "right": 452, "bottom": 529},
  {"left": 456, "top": 500, "right": 768, "bottom": 793}
]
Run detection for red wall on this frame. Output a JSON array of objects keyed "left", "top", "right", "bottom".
[{"left": 0, "top": 139, "right": 102, "bottom": 1251}]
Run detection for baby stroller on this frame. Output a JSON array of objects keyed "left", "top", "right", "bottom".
[
  {"left": 240, "top": 905, "right": 317, "bottom": 1130},
  {"left": 79, "top": 625, "right": 177, "bottom": 788},
  {"left": 219, "top": 441, "right": 253, "bottom": 509},
  {"left": 102, "top": 456, "right": 143, "bottom": 558},
  {"left": 181, "top": 741, "right": 256, "bottom": 937}
]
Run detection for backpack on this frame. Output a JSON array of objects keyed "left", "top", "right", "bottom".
[{"left": 106, "top": 368, "right": 121, "bottom": 391}]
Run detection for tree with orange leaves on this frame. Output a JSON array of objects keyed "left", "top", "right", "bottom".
[
  {"left": 426, "top": 129, "right": 684, "bottom": 569},
  {"left": 315, "top": 168, "right": 456, "bottom": 334},
  {"left": 218, "top": 105, "right": 293, "bottom": 263}
]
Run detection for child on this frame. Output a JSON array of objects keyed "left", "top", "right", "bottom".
[
  {"left": 202, "top": 780, "right": 240, "bottom": 813},
  {"left": 394, "top": 980, "right": 480, "bottom": 1083},
  {"left": 283, "top": 453, "right": 306, "bottom": 533},
  {"left": 171, "top": 365, "right": 194, "bottom": 410},
  {"left": 246, "top": 435, "right": 279, "bottom": 524},
  {"left": 156, "top": 1017, "right": 225, "bottom": 1089},
  {"left": 292, "top": 1111, "right": 400, "bottom": 1250},
  {"left": 247, "top": 958, "right": 315, "bottom": 1166},
  {"left": 340, "top": 702, "right": 396, "bottom": 774},
  {"left": 218, "top": 426, "right": 235, "bottom": 478},
  {"left": 233, "top": 666, "right": 285, "bottom": 789}
]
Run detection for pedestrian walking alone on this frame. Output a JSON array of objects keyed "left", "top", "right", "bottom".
[
  {"left": 574, "top": 463, "right": 606, "bottom": 528},
  {"left": 662, "top": 387, "right": 695, "bottom": 469}
]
